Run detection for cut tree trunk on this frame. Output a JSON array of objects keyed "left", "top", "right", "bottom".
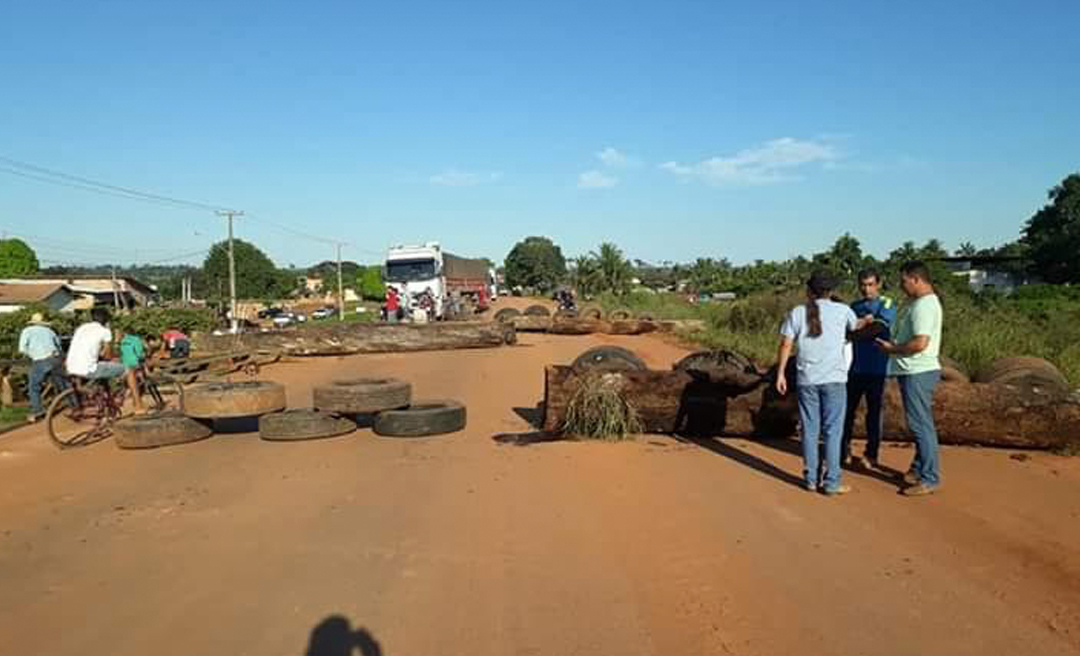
[
  {"left": 542, "top": 366, "right": 1080, "bottom": 450},
  {"left": 193, "top": 322, "right": 516, "bottom": 357},
  {"left": 542, "top": 365, "right": 760, "bottom": 435}
]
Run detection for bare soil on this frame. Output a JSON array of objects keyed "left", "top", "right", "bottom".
[{"left": 1, "top": 319, "right": 1079, "bottom": 656}]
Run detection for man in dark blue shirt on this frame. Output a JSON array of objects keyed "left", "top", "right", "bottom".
[{"left": 844, "top": 268, "right": 897, "bottom": 468}]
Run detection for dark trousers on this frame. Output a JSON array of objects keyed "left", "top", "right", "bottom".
[
  {"left": 28, "top": 356, "right": 67, "bottom": 415},
  {"left": 842, "top": 373, "right": 886, "bottom": 461}
]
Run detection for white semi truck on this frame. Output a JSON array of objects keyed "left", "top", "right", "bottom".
[{"left": 384, "top": 242, "right": 493, "bottom": 320}]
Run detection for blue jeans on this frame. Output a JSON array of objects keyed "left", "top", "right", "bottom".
[
  {"left": 898, "top": 371, "right": 941, "bottom": 487},
  {"left": 87, "top": 361, "right": 126, "bottom": 380},
  {"left": 843, "top": 373, "right": 886, "bottom": 461},
  {"left": 797, "top": 382, "right": 847, "bottom": 491},
  {"left": 28, "top": 356, "right": 67, "bottom": 415}
]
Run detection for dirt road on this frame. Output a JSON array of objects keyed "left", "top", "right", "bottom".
[{"left": 1, "top": 328, "right": 1079, "bottom": 656}]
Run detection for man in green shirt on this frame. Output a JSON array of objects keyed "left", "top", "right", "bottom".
[{"left": 876, "top": 261, "right": 943, "bottom": 496}]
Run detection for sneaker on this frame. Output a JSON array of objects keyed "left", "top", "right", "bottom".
[
  {"left": 805, "top": 482, "right": 818, "bottom": 492},
  {"left": 863, "top": 456, "right": 880, "bottom": 470},
  {"left": 901, "top": 469, "right": 920, "bottom": 485},
  {"left": 902, "top": 483, "right": 938, "bottom": 497},
  {"left": 823, "top": 485, "right": 852, "bottom": 496},
  {"left": 27, "top": 413, "right": 42, "bottom": 423}
]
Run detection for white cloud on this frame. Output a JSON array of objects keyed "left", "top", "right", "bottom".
[
  {"left": 660, "top": 137, "right": 841, "bottom": 186},
  {"left": 577, "top": 170, "right": 619, "bottom": 189},
  {"left": 429, "top": 168, "right": 503, "bottom": 187},
  {"left": 596, "top": 146, "right": 639, "bottom": 168}
]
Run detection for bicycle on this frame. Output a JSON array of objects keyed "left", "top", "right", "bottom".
[{"left": 45, "top": 365, "right": 185, "bottom": 449}]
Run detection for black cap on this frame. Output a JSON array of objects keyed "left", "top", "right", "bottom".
[{"left": 807, "top": 270, "right": 838, "bottom": 295}]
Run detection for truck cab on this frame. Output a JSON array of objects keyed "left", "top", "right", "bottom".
[{"left": 385, "top": 242, "right": 446, "bottom": 319}]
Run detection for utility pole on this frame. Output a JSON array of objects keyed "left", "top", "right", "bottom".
[
  {"left": 336, "top": 242, "right": 345, "bottom": 322},
  {"left": 216, "top": 210, "right": 244, "bottom": 332}
]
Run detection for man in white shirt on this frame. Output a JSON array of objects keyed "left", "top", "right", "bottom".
[{"left": 65, "top": 308, "right": 125, "bottom": 380}]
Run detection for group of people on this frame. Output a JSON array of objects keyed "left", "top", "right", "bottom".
[
  {"left": 17, "top": 308, "right": 191, "bottom": 420},
  {"left": 776, "top": 261, "right": 943, "bottom": 497}
]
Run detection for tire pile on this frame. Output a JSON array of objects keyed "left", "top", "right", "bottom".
[{"left": 111, "top": 378, "right": 467, "bottom": 450}]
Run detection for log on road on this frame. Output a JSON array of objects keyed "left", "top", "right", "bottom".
[
  {"left": 542, "top": 366, "right": 1080, "bottom": 449},
  {"left": 193, "top": 322, "right": 516, "bottom": 357},
  {"left": 542, "top": 365, "right": 760, "bottom": 435}
]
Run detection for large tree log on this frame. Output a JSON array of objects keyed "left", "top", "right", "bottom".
[
  {"left": 543, "top": 366, "right": 760, "bottom": 435},
  {"left": 542, "top": 366, "right": 1080, "bottom": 450},
  {"left": 193, "top": 321, "right": 516, "bottom": 357}
]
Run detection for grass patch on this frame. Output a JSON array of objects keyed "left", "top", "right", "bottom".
[
  {"left": 676, "top": 288, "right": 1080, "bottom": 386},
  {"left": 0, "top": 406, "right": 30, "bottom": 431},
  {"left": 562, "top": 374, "right": 643, "bottom": 440}
]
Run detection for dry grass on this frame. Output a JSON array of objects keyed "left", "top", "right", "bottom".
[{"left": 562, "top": 373, "right": 643, "bottom": 440}]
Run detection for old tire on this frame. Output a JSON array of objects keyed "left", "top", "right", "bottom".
[
  {"left": 259, "top": 409, "right": 357, "bottom": 441},
  {"left": 973, "top": 357, "right": 1069, "bottom": 397},
  {"left": 571, "top": 346, "right": 647, "bottom": 373},
  {"left": 674, "top": 350, "right": 764, "bottom": 394},
  {"left": 113, "top": 411, "right": 212, "bottom": 449},
  {"left": 183, "top": 381, "right": 287, "bottom": 419},
  {"left": 524, "top": 304, "right": 551, "bottom": 317},
  {"left": 373, "top": 401, "right": 467, "bottom": 437},
  {"left": 635, "top": 312, "right": 656, "bottom": 321},
  {"left": 313, "top": 378, "right": 412, "bottom": 414},
  {"left": 494, "top": 307, "right": 521, "bottom": 323},
  {"left": 580, "top": 306, "right": 603, "bottom": 320},
  {"left": 608, "top": 309, "right": 632, "bottom": 321},
  {"left": 554, "top": 308, "right": 578, "bottom": 319}
]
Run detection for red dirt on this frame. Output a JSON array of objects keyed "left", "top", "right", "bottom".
[{"left": 1, "top": 327, "right": 1078, "bottom": 656}]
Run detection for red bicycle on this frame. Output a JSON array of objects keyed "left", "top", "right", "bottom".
[{"left": 45, "top": 366, "right": 184, "bottom": 449}]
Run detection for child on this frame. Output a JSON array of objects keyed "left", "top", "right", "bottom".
[{"left": 119, "top": 331, "right": 147, "bottom": 413}]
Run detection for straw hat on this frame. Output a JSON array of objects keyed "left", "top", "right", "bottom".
[{"left": 28, "top": 312, "right": 50, "bottom": 325}]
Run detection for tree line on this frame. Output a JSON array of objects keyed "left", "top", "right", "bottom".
[{"left": 502, "top": 171, "right": 1080, "bottom": 295}]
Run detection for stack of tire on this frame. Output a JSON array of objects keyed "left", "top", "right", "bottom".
[{"left": 311, "top": 378, "right": 467, "bottom": 439}]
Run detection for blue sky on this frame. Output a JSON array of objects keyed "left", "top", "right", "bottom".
[{"left": 1, "top": 0, "right": 1078, "bottom": 268}]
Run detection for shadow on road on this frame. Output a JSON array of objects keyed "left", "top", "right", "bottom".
[
  {"left": 492, "top": 404, "right": 565, "bottom": 446},
  {"left": 304, "top": 615, "right": 383, "bottom": 656},
  {"left": 674, "top": 435, "right": 807, "bottom": 490}
]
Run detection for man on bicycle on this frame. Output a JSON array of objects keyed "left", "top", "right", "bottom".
[{"left": 65, "top": 308, "right": 125, "bottom": 384}]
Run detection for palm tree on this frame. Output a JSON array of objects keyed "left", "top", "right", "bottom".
[{"left": 593, "top": 243, "right": 633, "bottom": 295}]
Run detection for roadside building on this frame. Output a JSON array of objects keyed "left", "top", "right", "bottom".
[{"left": 0, "top": 283, "right": 78, "bottom": 314}]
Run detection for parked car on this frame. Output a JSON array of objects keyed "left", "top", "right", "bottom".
[
  {"left": 311, "top": 306, "right": 338, "bottom": 320},
  {"left": 258, "top": 307, "right": 285, "bottom": 319}
]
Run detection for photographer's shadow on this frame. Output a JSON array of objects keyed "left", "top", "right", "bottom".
[{"left": 304, "top": 615, "right": 383, "bottom": 656}]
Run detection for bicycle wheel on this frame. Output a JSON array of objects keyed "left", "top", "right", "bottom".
[{"left": 46, "top": 388, "right": 112, "bottom": 449}]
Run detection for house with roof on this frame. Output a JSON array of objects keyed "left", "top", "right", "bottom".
[
  {"left": 0, "top": 276, "right": 156, "bottom": 309},
  {"left": 0, "top": 283, "right": 78, "bottom": 314}
]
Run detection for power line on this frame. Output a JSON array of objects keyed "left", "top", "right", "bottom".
[
  {"left": 1, "top": 154, "right": 376, "bottom": 257},
  {"left": 0, "top": 155, "right": 234, "bottom": 212}
]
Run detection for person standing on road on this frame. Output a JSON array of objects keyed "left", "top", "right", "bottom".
[
  {"left": 842, "top": 269, "right": 897, "bottom": 469},
  {"left": 876, "top": 261, "right": 944, "bottom": 496},
  {"left": 17, "top": 312, "right": 67, "bottom": 421},
  {"left": 384, "top": 287, "right": 401, "bottom": 323},
  {"left": 776, "top": 271, "right": 860, "bottom": 496},
  {"left": 65, "top": 307, "right": 125, "bottom": 382}
]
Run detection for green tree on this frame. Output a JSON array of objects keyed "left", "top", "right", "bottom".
[
  {"left": 0, "top": 238, "right": 40, "bottom": 277},
  {"left": 570, "top": 255, "right": 602, "bottom": 297},
  {"left": 1022, "top": 173, "right": 1080, "bottom": 283},
  {"left": 504, "top": 236, "right": 567, "bottom": 293},
  {"left": 355, "top": 266, "right": 385, "bottom": 301},
  {"left": 200, "top": 239, "right": 291, "bottom": 301},
  {"left": 593, "top": 242, "right": 633, "bottom": 295},
  {"left": 956, "top": 242, "right": 978, "bottom": 257},
  {"left": 309, "top": 260, "right": 361, "bottom": 287},
  {"left": 823, "top": 232, "right": 865, "bottom": 277}
]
